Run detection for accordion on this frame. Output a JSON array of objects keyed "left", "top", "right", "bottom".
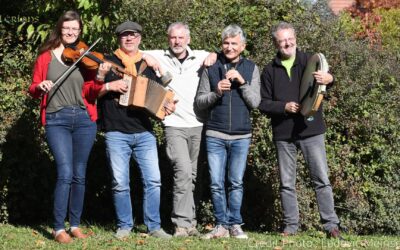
[{"left": 119, "top": 74, "right": 174, "bottom": 120}]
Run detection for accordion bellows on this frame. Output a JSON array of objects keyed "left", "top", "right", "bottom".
[{"left": 119, "top": 74, "right": 174, "bottom": 120}]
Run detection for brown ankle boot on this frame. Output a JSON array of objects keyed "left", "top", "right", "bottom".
[
  {"left": 52, "top": 230, "right": 73, "bottom": 244},
  {"left": 70, "top": 228, "right": 93, "bottom": 239}
]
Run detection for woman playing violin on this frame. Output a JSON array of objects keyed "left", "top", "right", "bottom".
[{"left": 28, "top": 10, "right": 105, "bottom": 244}]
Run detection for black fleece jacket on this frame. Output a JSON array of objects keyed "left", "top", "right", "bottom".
[{"left": 259, "top": 50, "right": 329, "bottom": 141}]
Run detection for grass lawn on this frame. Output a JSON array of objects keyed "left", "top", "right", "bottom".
[{"left": 0, "top": 223, "right": 399, "bottom": 249}]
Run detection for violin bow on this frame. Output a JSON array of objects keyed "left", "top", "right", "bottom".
[{"left": 52, "top": 37, "right": 102, "bottom": 87}]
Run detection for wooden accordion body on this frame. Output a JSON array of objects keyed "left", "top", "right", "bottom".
[{"left": 119, "top": 74, "right": 174, "bottom": 120}]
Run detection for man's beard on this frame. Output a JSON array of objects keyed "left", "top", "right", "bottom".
[{"left": 171, "top": 46, "right": 185, "bottom": 54}]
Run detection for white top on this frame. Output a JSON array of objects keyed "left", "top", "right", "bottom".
[{"left": 146, "top": 47, "right": 209, "bottom": 127}]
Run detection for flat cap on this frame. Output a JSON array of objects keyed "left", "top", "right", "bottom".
[{"left": 115, "top": 21, "right": 142, "bottom": 35}]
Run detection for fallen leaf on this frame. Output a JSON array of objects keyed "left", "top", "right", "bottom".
[
  {"left": 273, "top": 246, "right": 283, "bottom": 250},
  {"left": 184, "top": 239, "right": 192, "bottom": 243},
  {"left": 136, "top": 239, "right": 145, "bottom": 245},
  {"left": 32, "top": 230, "right": 39, "bottom": 236}
]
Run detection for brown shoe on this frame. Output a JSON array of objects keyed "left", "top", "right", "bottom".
[
  {"left": 280, "top": 231, "right": 296, "bottom": 237},
  {"left": 70, "top": 228, "right": 93, "bottom": 239},
  {"left": 327, "top": 227, "right": 344, "bottom": 240},
  {"left": 52, "top": 230, "right": 73, "bottom": 244}
]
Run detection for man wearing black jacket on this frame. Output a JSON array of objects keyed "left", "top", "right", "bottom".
[
  {"left": 259, "top": 22, "right": 341, "bottom": 239},
  {"left": 96, "top": 21, "right": 175, "bottom": 240}
]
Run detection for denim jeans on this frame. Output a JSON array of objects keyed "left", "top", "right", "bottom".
[
  {"left": 45, "top": 106, "right": 97, "bottom": 231},
  {"left": 275, "top": 134, "right": 340, "bottom": 233},
  {"left": 105, "top": 131, "right": 161, "bottom": 232},
  {"left": 206, "top": 136, "right": 251, "bottom": 226},
  {"left": 165, "top": 126, "right": 203, "bottom": 228}
]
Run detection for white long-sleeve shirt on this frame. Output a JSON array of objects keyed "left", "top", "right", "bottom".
[{"left": 146, "top": 47, "right": 209, "bottom": 127}]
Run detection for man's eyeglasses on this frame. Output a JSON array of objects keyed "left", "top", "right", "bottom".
[
  {"left": 120, "top": 32, "right": 141, "bottom": 39},
  {"left": 61, "top": 27, "right": 81, "bottom": 34},
  {"left": 277, "top": 37, "right": 296, "bottom": 45}
]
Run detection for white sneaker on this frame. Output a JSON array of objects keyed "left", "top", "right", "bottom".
[
  {"left": 229, "top": 224, "right": 248, "bottom": 239},
  {"left": 187, "top": 227, "right": 201, "bottom": 237},
  {"left": 173, "top": 227, "right": 188, "bottom": 237},
  {"left": 149, "top": 228, "right": 172, "bottom": 239},
  {"left": 202, "top": 225, "right": 229, "bottom": 239},
  {"left": 115, "top": 228, "right": 131, "bottom": 239}
]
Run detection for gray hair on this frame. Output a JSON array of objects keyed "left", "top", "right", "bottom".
[
  {"left": 271, "top": 22, "right": 296, "bottom": 43},
  {"left": 221, "top": 24, "right": 246, "bottom": 44},
  {"left": 167, "top": 22, "right": 190, "bottom": 37}
]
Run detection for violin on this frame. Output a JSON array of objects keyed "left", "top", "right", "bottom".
[
  {"left": 62, "top": 41, "right": 101, "bottom": 69},
  {"left": 62, "top": 40, "right": 129, "bottom": 76},
  {"left": 62, "top": 40, "right": 173, "bottom": 86}
]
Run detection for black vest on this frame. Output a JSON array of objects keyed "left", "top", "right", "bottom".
[{"left": 206, "top": 56, "right": 255, "bottom": 134}]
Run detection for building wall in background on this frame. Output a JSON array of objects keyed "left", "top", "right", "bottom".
[{"left": 329, "top": 0, "right": 355, "bottom": 15}]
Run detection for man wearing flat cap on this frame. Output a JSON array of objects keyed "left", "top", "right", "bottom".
[
  {"left": 115, "top": 20, "right": 142, "bottom": 34},
  {"left": 96, "top": 20, "right": 175, "bottom": 239}
]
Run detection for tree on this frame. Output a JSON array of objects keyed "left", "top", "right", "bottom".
[{"left": 343, "top": 0, "right": 400, "bottom": 49}]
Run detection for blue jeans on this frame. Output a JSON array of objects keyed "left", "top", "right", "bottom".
[
  {"left": 275, "top": 134, "right": 340, "bottom": 233},
  {"left": 105, "top": 131, "right": 161, "bottom": 232},
  {"left": 45, "top": 106, "right": 97, "bottom": 231},
  {"left": 206, "top": 136, "right": 251, "bottom": 226}
]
